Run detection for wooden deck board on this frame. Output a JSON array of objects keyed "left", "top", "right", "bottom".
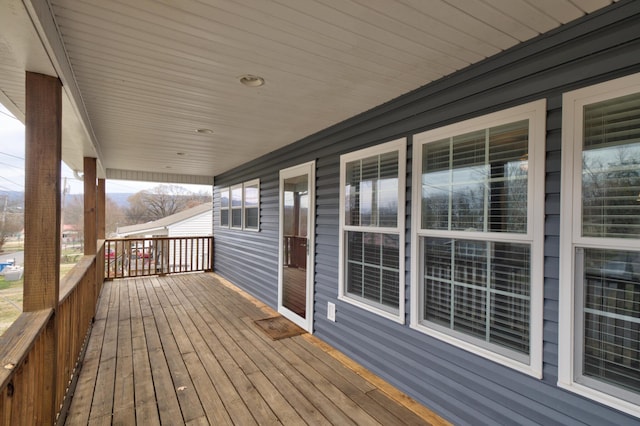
[
  {"left": 177, "top": 287, "right": 280, "bottom": 424},
  {"left": 165, "top": 278, "right": 259, "bottom": 425},
  {"left": 138, "top": 281, "right": 184, "bottom": 425},
  {"left": 131, "top": 280, "right": 161, "bottom": 424},
  {"left": 189, "top": 284, "right": 369, "bottom": 425},
  {"left": 64, "top": 282, "right": 112, "bottom": 426},
  {"left": 65, "top": 273, "right": 448, "bottom": 425},
  {"left": 88, "top": 281, "right": 119, "bottom": 423},
  {"left": 113, "top": 283, "right": 136, "bottom": 425}
]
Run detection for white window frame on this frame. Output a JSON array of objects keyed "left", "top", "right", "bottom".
[
  {"left": 559, "top": 73, "right": 640, "bottom": 417},
  {"left": 411, "top": 100, "right": 546, "bottom": 378},
  {"left": 243, "top": 179, "right": 260, "bottom": 231},
  {"left": 230, "top": 183, "right": 243, "bottom": 229},
  {"left": 338, "top": 138, "right": 406, "bottom": 323},
  {"left": 219, "top": 187, "right": 230, "bottom": 228}
]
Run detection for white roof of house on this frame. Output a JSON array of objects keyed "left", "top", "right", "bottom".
[{"left": 116, "top": 203, "right": 211, "bottom": 237}]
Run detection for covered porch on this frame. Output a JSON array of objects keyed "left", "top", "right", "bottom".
[
  {"left": 3, "top": 0, "right": 639, "bottom": 424},
  {"left": 64, "top": 273, "right": 442, "bottom": 425}
]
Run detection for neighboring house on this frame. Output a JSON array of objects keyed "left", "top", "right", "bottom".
[
  {"left": 116, "top": 203, "right": 212, "bottom": 272},
  {"left": 213, "top": 3, "right": 640, "bottom": 425},
  {"left": 61, "top": 224, "right": 80, "bottom": 244},
  {"left": 116, "top": 203, "right": 212, "bottom": 238}
]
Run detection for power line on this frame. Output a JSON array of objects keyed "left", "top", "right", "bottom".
[
  {"left": 0, "top": 175, "right": 24, "bottom": 188},
  {"left": 0, "top": 152, "right": 24, "bottom": 161},
  {"left": 0, "top": 161, "right": 23, "bottom": 170}
]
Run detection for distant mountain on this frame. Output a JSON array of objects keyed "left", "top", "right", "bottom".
[
  {"left": 0, "top": 190, "right": 24, "bottom": 203},
  {"left": 0, "top": 191, "right": 134, "bottom": 209},
  {"left": 0, "top": 190, "right": 24, "bottom": 207}
]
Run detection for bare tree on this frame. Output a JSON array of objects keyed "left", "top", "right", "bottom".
[
  {"left": 124, "top": 185, "right": 211, "bottom": 224},
  {"left": 105, "top": 197, "right": 126, "bottom": 236},
  {"left": 0, "top": 211, "right": 23, "bottom": 253}
]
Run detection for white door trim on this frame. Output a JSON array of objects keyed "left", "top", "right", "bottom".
[{"left": 277, "top": 160, "right": 315, "bottom": 333}]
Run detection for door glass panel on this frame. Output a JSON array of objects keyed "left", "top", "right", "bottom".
[{"left": 282, "top": 174, "right": 309, "bottom": 318}]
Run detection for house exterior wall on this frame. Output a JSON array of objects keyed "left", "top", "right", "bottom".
[
  {"left": 213, "top": 2, "right": 640, "bottom": 424},
  {"left": 167, "top": 210, "right": 213, "bottom": 237},
  {"left": 166, "top": 210, "right": 212, "bottom": 271}
]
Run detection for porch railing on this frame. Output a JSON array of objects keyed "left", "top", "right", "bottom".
[
  {"left": 0, "top": 242, "right": 104, "bottom": 424},
  {"left": 104, "top": 236, "right": 213, "bottom": 279},
  {"left": 0, "top": 236, "right": 214, "bottom": 423}
]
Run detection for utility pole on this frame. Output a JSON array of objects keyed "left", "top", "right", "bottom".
[
  {"left": 61, "top": 177, "right": 69, "bottom": 248},
  {"left": 1, "top": 194, "right": 8, "bottom": 249},
  {"left": 1, "top": 194, "right": 7, "bottom": 230}
]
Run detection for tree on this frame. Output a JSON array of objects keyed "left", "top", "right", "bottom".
[
  {"left": 0, "top": 208, "right": 23, "bottom": 253},
  {"left": 124, "top": 185, "right": 211, "bottom": 224},
  {"left": 61, "top": 194, "right": 129, "bottom": 239},
  {"left": 105, "top": 197, "right": 126, "bottom": 236},
  {"left": 62, "top": 195, "right": 84, "bottom": 230}
]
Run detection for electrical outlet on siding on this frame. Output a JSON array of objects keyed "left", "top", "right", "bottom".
[{"left": 327, "top": 302, "right": 336, "bottom": 322}]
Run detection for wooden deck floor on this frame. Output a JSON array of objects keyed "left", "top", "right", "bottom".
[{"left": 64, "top": 273, "right": 447, "bottom": 425}]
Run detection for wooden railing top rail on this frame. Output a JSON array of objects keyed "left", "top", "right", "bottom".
[
  {"left": 105, "top": 236, "right": 211, "bottom": 242},
  {"left": 0, "top": 309, "right": 53, "bottom": 390}
]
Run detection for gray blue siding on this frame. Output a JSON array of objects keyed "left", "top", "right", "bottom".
[{"left": 214, "top": 1, "right": 640, "bottom": 424}]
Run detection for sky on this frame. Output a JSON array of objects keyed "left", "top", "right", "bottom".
[{"left": 0, "top": 104, "right": 211, "bottom": 196}]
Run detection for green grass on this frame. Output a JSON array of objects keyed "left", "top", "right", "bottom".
[
  {"left": 0, "top": 275, "right": 24, "bottom": 336},
  {"left": 61, "top": 246, "right": 83, "bottom": 264},
  {"left": 1, "top": 240, "right": 24, "bottom": 252},
  {"left": 0, "top": 263, "right": 79, "bottom": 336},
  {"left": 0, "top": 275, "right": 23, "bottom": 291}
]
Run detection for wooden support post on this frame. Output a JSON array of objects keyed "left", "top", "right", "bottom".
[
  {"left": 97, "top": 178, "right": 105, "bottom": 240},
  {"left": 23, "top": 71, "right": 62, "bottom": 424},
  {"left": 83, "top": 158, "right": 98, "bottom": 311},
  {"left": 83, "top": 157, "right": 97, "bottom": 256},
  {"left": 97, "top": 178, "right": 106, "bottom": 293}
]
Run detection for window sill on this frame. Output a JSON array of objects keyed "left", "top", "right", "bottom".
[
  {"left": 338, "top": 294, "right": 404, "bottom": 324},
  {"left": 557, "top": 380, "right": 640, "bottom": 419},
  {"left": 410, "top": 321, "right": 541, "bottom": 379}
]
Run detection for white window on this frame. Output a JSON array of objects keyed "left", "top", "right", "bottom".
[
  {"left": 230, "top": 184, "right": 243, "bottom": 229},
  {"left": 243, "top": 179, "right": 260, "bottom": 231},
  {"left": 411, "top": 100, "right": 546, "bottom": 377},
  {"left": 339, "top": 138, "right": 406, "bottom": 322},
  {"left": 559, "top": 73, "right": 640, "bottom": 417},
  {"left": 220, "top": 187, "right": 229, "bottom": 227},
  {"left": 224, "top": 180, "right": 260, "bottom": 231}
]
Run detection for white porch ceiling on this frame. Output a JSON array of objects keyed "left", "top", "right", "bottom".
[{"left": 0, "top": 0, "right": 617, "bottom": 182}]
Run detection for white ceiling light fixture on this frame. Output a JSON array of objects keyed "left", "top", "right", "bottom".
[{"left": 238, "top": 74, "right": 265, "bottom": 87}]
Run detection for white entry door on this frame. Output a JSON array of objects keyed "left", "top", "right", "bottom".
[{"left": 278, "top": 161, "right": 315, "bottom": 332}]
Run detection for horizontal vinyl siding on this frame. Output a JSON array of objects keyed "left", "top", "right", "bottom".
[
  {"left": 214, "top": 176, "right": 279, "bottom": 307},
  {"left": 214, "top": 2, "right": 640, "bottom": 424},
  {"left": 167, "top": 211, "right": 213, "bottom": 237}
]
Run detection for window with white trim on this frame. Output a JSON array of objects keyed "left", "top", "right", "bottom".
[
  {"left": 339, "top": 139, "right": 406, "bottom": 322},
  {"left": 222, "top": 180, "right": 260, "bottom": 231},
  {"left": 243, "top": 179, "right": 260, "bottom": 231},
  {"left": 412, "top": 100, "right": 546, "bottom": 377},
  {"left": 559, "top": 73, "right": 640, "bottom": 417},
  {"left": 230, "top": 184, "right": 243, "bottom": 229},
  {"left": 220, "top": 187, "right": 229, "bottom": 227}
]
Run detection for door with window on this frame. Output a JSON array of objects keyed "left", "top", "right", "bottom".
[{"left": 278, "top": 161, "right": 315, "bottom": 332}]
